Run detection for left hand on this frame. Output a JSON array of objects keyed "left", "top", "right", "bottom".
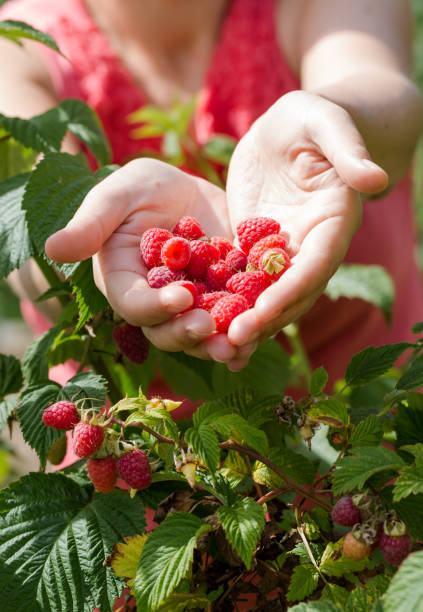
[{"left": 224, "top": 91, "right": 388, "bottom": 370}]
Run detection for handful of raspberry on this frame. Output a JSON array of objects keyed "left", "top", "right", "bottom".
[{"left": 140, "top": 215, "right": 291, "bottom": 333}]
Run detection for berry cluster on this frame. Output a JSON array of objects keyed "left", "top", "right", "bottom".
[
  {"left": 140, "top": 216, "right": 291, "bottom": 332},
  {"left": 332, "top": 496, "right": 412, "bottom": 566}
]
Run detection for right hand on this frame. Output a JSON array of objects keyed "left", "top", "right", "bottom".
[{"left": 45, "top": 159, "right": 255, "bottom": 363}]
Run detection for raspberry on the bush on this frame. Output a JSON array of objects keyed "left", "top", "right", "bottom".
[
  {"left": 42, "top": 401, "right": 80, "bottom": 430},
  {"left": 147, "top": 266, "right": 186, "bottom": 288},
  {"left": 342, "top": 530, "right": 371, "bottom": 561},
  {"left": 331, "top": 496, "right": 361, "bottom": 527},
  {"left": 380, "top": 518, "right": 412, "bottom": 565},
  {"left": 237, "top": 217, "right": 281, "bottom": 253},
  {"left": 140, "top": 227, "right": 173, "bottom": 268},
  {"left": 73, "top": 421, "right": 105, "bottom": 458},
  {"left": 226, "top": 270, "right": 271, "bottom": 307},
  {"left": 210, "top": 293, "right": 249, "bottom": 332},
  {"left": 113, "top": 323, "right": 150, "bottom": 364},
  {"left": 87, "top": 456, "right": 117, "bottom": 493},
  {"left": 117, "top": 449, "right": 152, "bottom": 490},
  {"left": 185, "top": 240, "right": 220, "bottom": 279},
  {"left": 173, "top": 216, "right": 205, "bottom": 240},
  {"left": 161, "top": 236, "right": 191, "bottom": 270}
]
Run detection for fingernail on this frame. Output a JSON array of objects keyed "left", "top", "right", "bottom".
[
  {"left": 161, "top": 286, "right": 192, "bottom": 312},
  {"left": 186, "top": 324, "right": 213, "bottom": 340}
]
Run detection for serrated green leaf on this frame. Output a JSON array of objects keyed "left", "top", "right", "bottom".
[
  {"left": 320, "top": 540, "right": 369, "bottom": 578},
  {"left": 185, "top": 425, "right": 220, "bottom": 472},
  {"left": 220, "top": 450, "right": 250, "bottom": 487},
  {"left": 253, "top": 446, "right": 316, "bottom": 487},
  {"left": 393, "top": 458, "right": 423, "bottom": 501},
  {"left": 0, "top": 473, "right": 145, "bottom": 612},
  {"left": 0, "top": 19, "right": 61, "bottom": 52},
  {"left": 192, "top": 400, "right": 233, "bottom": 429},
  {"left": 60, "top": 371, "right": 107, "bottom": 408},
  {"left": 211, "top": 413, "right": 268, "bottom": 455},
  {"left": 155, "top": 350, "right": 214, "bottom": 401},
  {"left": 308, "top": 399, "right": 349, "bottom": 428},
  {"left": 345, "top": 343, "right": 411, "bottom": 387},
  {"left": 157, "top": 593, "right": 209, "bottom": 611},
  {"left": 134, "top": 512, "right": 211, "bottom": 612},
  {"left": 396, "top": 355, "right": 423, "bottom": 390},
  {"left": 325, "top": 264, "right": 394, "bottom": 322},
  {"left": 382, "top": 551, "right": 423, "bottom": 612},
  {"left": 0, "top": 134, "right": 37, "bottom": 180},
  {"left": 395, "top": 393, "right": 423, "bottom": 450},
  {"left": 0, "top": 397, "right": 16, "bottom": 435},
  {"left": 289, "top": 541, "right": 324, "bottom": 565},
  {"left": 70, "top": 258, "right": 109, "bottom": 329},
  {"left": 332, "top": 446, "right": 405, "bottom": 495},
  {"left": 22, "top": 325, "right": 60, "bottom": 384},
  {"left": 0, "top": 172, "right": 32, "bottom": 277},
  {"left": 349, "top": 416, "right": 384, "bottom": 447},
  {"left": 344, "top": 576, "right": 389, "bottom": 612},
  {"left": 217, "top": 497, "right": 265, "bottom": 569},
  {"left": 0, "top": 353, "right": 22, "bottom": 397},
  {"left": 381, "top": 486, "right": 423, "bottom": 541},
  {"left": 48, "top": 334, "right": 85, "bottom": 367},
  {"left": 310, "top": 366, "right": 328, "bottom": 395},
  {"left": 288, "top": 603, "right": 341, "bottom": 612},
  {"left": 286, "top": 564, "right": 319, "bottom": 602}
]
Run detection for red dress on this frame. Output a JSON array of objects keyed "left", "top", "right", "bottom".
[{"left": 2, "top": 0, "right": 422, "bottom": 399}]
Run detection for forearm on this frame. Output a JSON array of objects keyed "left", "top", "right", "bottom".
[{"left": 308, "top": 68, "right": 423, "bottom": 189}]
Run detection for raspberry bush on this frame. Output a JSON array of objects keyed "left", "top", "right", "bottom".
[{"left": 0, "top": 19, "right": 423, "bottom": 612}]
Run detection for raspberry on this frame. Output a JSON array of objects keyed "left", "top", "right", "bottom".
[
  {"left": 140, "top": 227, "right": 173, "bottom": 269},
  {"left": 331, "top": 496, "right": 361, "bottom": 527},
  {"left": 210, "top": 236, "right": 233, "bottom": 260},
  {"left": 192, "top": 281, "right": 208, "bottom": 295},
  {"left": 342, "top": 531, "right": 371, "bottom": 561},
  {"left": 210, "top": 294, "right": 249, "bottom": 332},
  {"left": 205, "top": 262, "right": 233, "bottom": 291},
  {"left": 87, "top": 456, "right": 117, "bottom": 493},
  {"left": 147, "top": 266, "right": 185, "bottom": 288},
  {"left": 42, "top": 401, "right": 80, "bottom": 430},
  {"left": 173, "top": 216, "right": 205, "bottom": 240},
  {"left": 117, "top": 449, "right": 152, "bottom": 490},
  {"left": 194, "top": 291, "right": 231, "bottom": 312},
  {"left": 259, "top": 248, "right": 291, "bottom": 281},
  {"left": 73, "top": 421, "right": 104, "bottom": 458},
  {"left": 237, "top": 217, "right": 280, "bottom": 253},
  {"left": 226, "top": 271, "right": 271, "bottom": 307},
  {"left": 161, "top": 237, "right": 191, "bottom": 270},
  {"left": 248, "top": 234, "right": 287, "bottom": 268},
  {"left": 184, "top": 240, "right": 220, "bottom": 279},
  {"left": 225, "top": 248, "right": 248, "bottom": 272},
  {"left": 113, "top": 323, "right": 150, "bottom": 364},
  {"left": 380, "top": 533, "right": 412, "bottom": 566}
]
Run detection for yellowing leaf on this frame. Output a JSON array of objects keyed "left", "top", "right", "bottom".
[{"left": 111, "top": 533, "right": 149, "bottom": 589}]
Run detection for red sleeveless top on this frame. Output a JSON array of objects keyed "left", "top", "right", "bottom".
[{"left": 2, "top": 0, "right": 422, "bottom": 385}]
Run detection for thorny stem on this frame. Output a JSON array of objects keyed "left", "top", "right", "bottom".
[
  {"left": 126, "top": 420, "right": 175, "bottom": 445},
  {"left": 214, "top": 573, "right": 246, "bottom": 611},
  {"left": 219, "top": 440, "right": 332, "bottom": 512}
]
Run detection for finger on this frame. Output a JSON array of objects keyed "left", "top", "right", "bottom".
[
  {"left": 226, "top": 342, "right": 259, "bottom": 372},
  {"left": 184, "top": 334, "right": 239, "bottom": 362},
  {"left": 142, "top": 308, "right": 216, "bottom": 351},
  {"left": 307, "top": 96, "right": 388, "bottom": 194},
  {"left": 45, "top": 159, "right": 195, "bottom": 262}
]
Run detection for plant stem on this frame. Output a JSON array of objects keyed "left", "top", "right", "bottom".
[
  {"left": 257, "top": 486, "right": 290, "bottom": 505},
  {"left": 34, "top": 255, "right": 69, "bottom": 306},
  {"left": 283, "top": 323, "right": 312, "bottom": 388},
  {"left": 219, "top": 440, "right": 332, "bottom": 512}
]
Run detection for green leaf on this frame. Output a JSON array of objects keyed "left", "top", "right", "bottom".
[
  {"left": 325, "top": 264, "right": 395, "bottom": 322},
  {"left": 70, "top": 258, "right": 109, "bottom": 329},
  {"left": 217, "top": 497, "right": 266, "bottom": 569},
  {"left": 211, "top": 413, "right": 268, "bottom": 455},
  {"left": 202, "top": 135, "right": 236, "bottom": 165},
  {"left": 60, "top": 371, "right": 107, "bottom": 408},
  {"left": 0, "top": 19, "right": 61, "bottom": 53},
  {"left": 192, "top": 400, "right": 233, "bottom": 429},
  {"left": 22, "top": 325, "right": 60, "bottom": 384},
  {"left": 0, "top": 353, "right": 22, "bottom": 397},
  {"left": 381, "top": 486, "right": 423, "bottom": 541},
  {"left": 308, "top": 399, "right": 349, "bottom": 428},
  {"left": 332, "top": 446, "right": 405, "bottom": 495},
  {"left": 286, "top": 564, "right": 319, "bottom": 602},
  {"left": 349, "top": 416, "right": 384, "bottom": 447},
  {"left": 0, "top": 397, "right": 16, "bottom": 435},
  {"left": 345, "top": 343, "right": 411, "bottom": 387},
  {"left": 185, "top": 425, "right": 220, "bottom": 472},
  {"left": 0, "top": 472, "right": 145, "bottom": 612},
  {"left": 395, "top": 393, "right": 423, "bottom": 449},
  {"left": 344, "top": 575, "right": 390, "bottom": 612},
  {"left": 320, "top": 540, "right": 369, "bottom": 578},
  {"left": 310, "top": 366, "right": 328, "bottom": 395},
  {"left": 0, "top": 133, "right": 37, "bottom": 180},
  {"left": 221, "top": 451, "right": 250, "bottom": 486},
  {"left": 382, "top": 551, "right": 423, "bottom": 612},
  {"left": 288, "top": 603, "right": 341, "bottom": 612},
  {"left": 48, "top": 334, "right": 85, "bottom": 367},
  {"left": 157, "top": 593, "right": 209, "bottom": 611},
  {"left": 155, "top": 350, "right": 214, "bottom": 401},
  {"left": 0, "top": 172, "right": 32, "bottom": 277},
  {"left": 253, "top": 446, "right": 316, "bottom": 487},
  {"left": 411, "top": 321, "right": 423, "bottom": 334},
  {"left": 393, "top": 456, "right": 423, "bottom": 501},
  {"left": 134, "top": 512, "right": 211, "bottom": 612},
  {"left": 396, "top": 355, "right": 423, "bottom": 390}
]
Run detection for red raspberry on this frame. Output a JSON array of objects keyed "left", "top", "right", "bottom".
[
  {"left": 205, "top": 262, "right": 233, "bottom": 291},
  {"left": 147, "top": 266, "right": 186, "bottom": 288},
  {"left": 226, "top": 271, "right": 271, "bottom": 307},
  {"left": 210, "top": 294, "right": 249, "bottom": 332},
  {"left": 117, "top": 449, "right": 152, "bottom": 490},
  {"left": 73, "top": 421, "right": 104, "bottom": 458},
  {"left": 173, "top": 216, "right": 205, "bottom": 240},
  {"left": 87, "top": 456, "right": 117, "bottom": 493},
  {"left": 194, "top": 291, "right": 231, "bottom": 312},
  {"left": 42, "top": 401, "right": 80, "bottom": 430},
  {"left": 140, "top": 228, "right": 173, "bottom": 269},
  {"left": 161, "top": 236, "right": 191, "bottom": 270},
  {"left": 237, "top": 217, "right": 280, "bottom": 253},
  {"left": 184, "top": 240, "right": 220, "bottom": 279},
  {"left": 192, "top": 281, "right": 208, "bottom": 295},
  {"left": 248, "top": 234, "right": 287, "bottom": 268},
  {"left": 210, "top": 236, "right": 233, "bottom": 260},
  {"left": 225, "top": 248, "right": 248, "bottom": 272},
  {"left": 331, "top": 496, "right": 361, "bottom": 527},
  {"left": 380, "top": 533, "right": 412, "bottom": 566},
  {"left": 260, "top": 248, "right": 291, "bottom": 281},
  {"left": 343, "top": 531, "right": 371, "bottom": 561},
  {"left": 113, "top": 323, "right": 150, "bottom": 364}
]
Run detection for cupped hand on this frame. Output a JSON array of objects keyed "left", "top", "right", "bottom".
[
  {"left": 45, "top": 159, "right": 250, "bottom": 362},
  {"left": 225, "top": 90, "right": 389, "bottom": 370}
]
